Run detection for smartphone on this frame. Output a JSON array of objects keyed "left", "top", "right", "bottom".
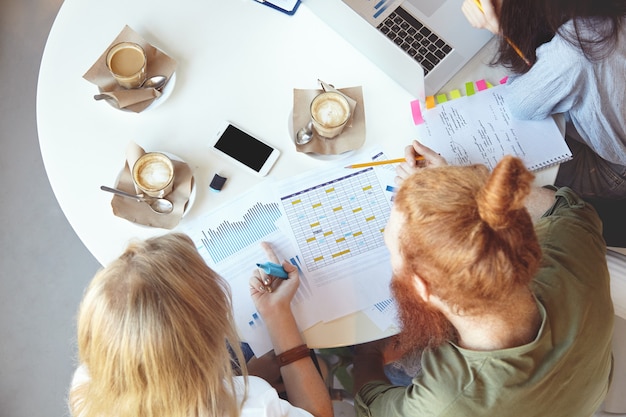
[{"left": 211, "top": 122, "right": 280, "bottom": 177}]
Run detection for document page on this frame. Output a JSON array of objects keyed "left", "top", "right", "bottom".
[{"left": 416, "top": 84, "right": 571, "bottom": 171}]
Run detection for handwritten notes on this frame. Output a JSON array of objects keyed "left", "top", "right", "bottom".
[{"left": 415, "top": 84, "right": 571, "bottom": 171}]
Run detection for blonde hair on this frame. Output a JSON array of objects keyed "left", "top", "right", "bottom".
[
  {"left": 394, "top": 156, "right": 541, "bottom": 314},
  {"left": 69, "top": 233, "right": 247, "bottom": 417}
]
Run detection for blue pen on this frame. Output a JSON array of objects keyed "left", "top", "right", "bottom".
[{"left": 256, "top": 262, "right": 289, "bottom": 279}]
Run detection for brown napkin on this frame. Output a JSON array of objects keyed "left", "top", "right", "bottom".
[
  {"left": 110, "top": 142, "right": 193, "bottom": 229},
  {"left": 83, "top": 25, "right": 177, "bottom": 113},
  {"left": 293, "top": 85, "right": 365, "bottom": 155}
]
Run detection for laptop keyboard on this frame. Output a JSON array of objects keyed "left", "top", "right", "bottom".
[{"left": 377, "top": 7, "right": 453, "bottom": 76}]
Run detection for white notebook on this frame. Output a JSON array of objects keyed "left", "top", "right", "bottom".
[{"left": 415, "top": 84, "right": 572, "bottom": 172}]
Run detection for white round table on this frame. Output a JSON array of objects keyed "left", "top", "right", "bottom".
[{"left": 37, "top": 0, "right": 556, "bottom": 348}]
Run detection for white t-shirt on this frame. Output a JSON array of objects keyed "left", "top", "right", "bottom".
[
  {"left": 235, "top": 375, "right": 314, "bottom": 417},
  {"left": 70, "top": 366, "right": 313, "bottom": 417}
]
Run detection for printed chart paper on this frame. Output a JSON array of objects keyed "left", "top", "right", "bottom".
[{"left": 182, "top": 149, "right": 398, "bottom": 354}]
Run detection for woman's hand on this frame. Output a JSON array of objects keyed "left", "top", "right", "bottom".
[
  {"left": 249, "top": 242, "right": 299, "bottom": 320},
  {"left": 461, "top": 0, "right": 500, "bottom": 34},
  {"left": 248, "top": 245, "right": 333, "bottom": 417},
  {"left": 395, "top": 140, "right": 447, "bottom": 185}
]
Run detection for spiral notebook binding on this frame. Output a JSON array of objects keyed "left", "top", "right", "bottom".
[{"left": 528, "top": 153, "right": 573, "bottom": 172}]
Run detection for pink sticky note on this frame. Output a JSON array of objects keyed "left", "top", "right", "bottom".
[
  {"left": 500, "top": 76, "right": 509, "bottom": 84},
  {"left": 410, "top": 99, "right": 424, "bottom": 125},
  {"left": 476, "top": 79, "right": 488, "bottom": 91}
]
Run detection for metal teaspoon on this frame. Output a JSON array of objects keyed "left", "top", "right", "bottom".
[{"left": 100, "top": 185, "right": 174, "bottom": 214}]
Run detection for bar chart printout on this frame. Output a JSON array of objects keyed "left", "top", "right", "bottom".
[
  {"left": 199, "top": 201, "right": 282, "bottom": 264},
  {"left": 182, "top": 189, "right": 315, "bottom": 356},
  {"left": 276, "top": 165, "right": 394, "bottom": 321}
]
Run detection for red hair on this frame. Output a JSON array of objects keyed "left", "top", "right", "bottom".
[{"left": 393, "top": 156, "right": 541, "bottom": 314}]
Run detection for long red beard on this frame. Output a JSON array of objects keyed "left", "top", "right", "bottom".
[{"left": 391, "top": 274, "right": 457, "bottom": 353}]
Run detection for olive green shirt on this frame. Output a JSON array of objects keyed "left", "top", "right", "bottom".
[{"left": 356, "top": 188, "right": 614, "bottom": 417}]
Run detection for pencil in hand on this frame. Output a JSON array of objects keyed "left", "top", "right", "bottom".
[
  {"left": 345, "top": 156, "right": 424, "bottom": 169},
  {"left": 472, "top": 0, "right": 531, "bottom": 67}
]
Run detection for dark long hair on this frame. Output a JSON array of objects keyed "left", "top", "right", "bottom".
[{"left": 495, "top": 0, "right": 626, "bottom": 73}]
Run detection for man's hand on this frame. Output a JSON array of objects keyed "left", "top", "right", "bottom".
[
  {"left": 395, "top": 140, "right": 448, "bottom": 186},
  {"left": 247, "top": 351, "right": 285, "bottom": 393},
  {"left": 353, "top": 335, "right": 410, "bottom": 393}
]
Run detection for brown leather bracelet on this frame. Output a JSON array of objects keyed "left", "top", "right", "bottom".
[{"left": 276, "top": 344, "right": 310, "bottom": 368}]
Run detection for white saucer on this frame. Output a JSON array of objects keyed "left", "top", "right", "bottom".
[
  {"left": 163, "top": 151, "right": 195, "bottom": 217},
  {"left": 287, "top": 109, "right": 356, "bottom": 161},
  {"left": 112, "top": 150, "right": 195, "bottom": 218},
  {"left": 144, "top": 72, "right": 176, "bottom": 111},
  {"left": 100, "top": 72, "right": 176, "bottom": 112}
]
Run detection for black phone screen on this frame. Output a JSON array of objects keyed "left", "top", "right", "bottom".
[{"left": 214, "top": 124, "right": 274, "bottom": 172}]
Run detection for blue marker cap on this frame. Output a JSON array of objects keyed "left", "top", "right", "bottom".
[{"left": 256, "top": 262, "right": 289, "bottom": 279}]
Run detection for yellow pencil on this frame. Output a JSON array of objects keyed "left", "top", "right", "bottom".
[
  {"left": 473, "top": 0, "right": 531, "bottom": 67},
  {"left": 345, "top": 156, "right": 424, "bottom": 169}
]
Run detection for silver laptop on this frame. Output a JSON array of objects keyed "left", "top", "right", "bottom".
[{"left": 306, "top": 0, "right": 493, "bottom": 98}]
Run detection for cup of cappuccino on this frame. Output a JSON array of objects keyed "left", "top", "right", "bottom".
[
  {"left": 106, "top": 42, "right": 147, "bottom": 89},
  {"left": 310, "top": 91, "right": 351, "bottom": 139},
  {"left": 132, "top": 152, "right": 175, "bottom": 198}
]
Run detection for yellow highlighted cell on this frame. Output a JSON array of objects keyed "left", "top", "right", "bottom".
[
  {"left": 336, "top": 237, "right": 346, "bottom": 243},
  {"left": 314, "top": 256, "right": 324, "bottom": 262},
  {"left": 292, "top": 199, "right": 302, "bottom": 205},
  {"left": 312, "top": 203, "right": 322, "bottom": 209},
  {"left": 310, "top": 221, "right": 320, "bottom": 228},
  {"left": 306, "top": 237, "right": 316, "bottom": 243},
  {"left": 353, "top": 207, "right": 362, "bottom": 213},
  {"left": 354, "top": 231, "right": 363, "bottom": 237},
  {"left": 332, "top": 249, "right": 351, "bottom": 258},
  {"left": 363, "top": 185, "right": 372, "bottom": 191},
  {"left": 333, "top": 206, "right": 343, "bottom": 212},
  {"left": 323, "top": 231, "right": 333, "bottom": 237},
  {"left": 326, "top": 187, "right": 335, "bottom": 193},
  {"left": 366, "top": 216, "right": 375, "bottom": 222}
]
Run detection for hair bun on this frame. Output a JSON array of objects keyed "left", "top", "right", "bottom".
[{"left": 476, "top": 156, "right": 534, "bottom": 230}]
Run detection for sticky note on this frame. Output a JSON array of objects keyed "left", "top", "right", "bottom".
[
  {"left": 436, "top": 93, "right": 448, "bottom": 103},
  {"left": 425, "top": 95, "right": 436, "bottom": 109},
  {"left": 410, "top": 99, "right": 424, "bottom": 125},
  {"left": 476, "top": 79, "right": 488, "bottom": 91},
  {"left": 465, "top": 81, "right": 476, "bottom": 96},
  {"left": 500, "top": 76, "right": 509, "bottom": 84},
  {"left": 450, "top": 89, "right": 462, "bottom": 100},
  {"left": 486, "top": 81, "right": 494, "bottom": 88}
]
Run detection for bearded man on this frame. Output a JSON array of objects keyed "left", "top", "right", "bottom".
[{"left": 353, "top": 141, "right": 614, "bottom": 417}]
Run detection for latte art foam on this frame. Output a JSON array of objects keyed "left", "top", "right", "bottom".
[
  {"left": 310, "top": 91, "right": 351, "bottom": 139},
  {"left": 132, "top": 153, "right": 174, "bottom": 197},
  {"left": 137, "top": 160, "right": 172, "bottom": 189},
  {"left": 312, "top": 96, "right": 350, "bottom": 127}
]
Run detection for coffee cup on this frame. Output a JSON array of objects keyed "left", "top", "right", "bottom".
[
  {"left": 132, "top": 152, "right": 174, "bottom": 198},
  {"left": 310, "top": 91, "right": 351, "bottom": 138},
  {"left": 106, "top": 42, "right": 147, "bottom": 89}
]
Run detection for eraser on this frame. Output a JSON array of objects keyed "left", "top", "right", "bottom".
[{"left": 209, "top": 173, "right": 227, "bottom": 192}]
